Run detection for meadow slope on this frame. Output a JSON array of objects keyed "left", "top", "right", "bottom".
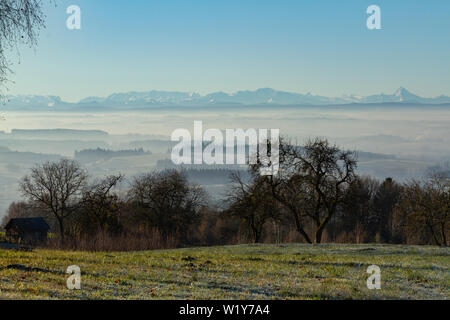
[{"left": 0, "top": 244, "right": 448, "bottom": 300}]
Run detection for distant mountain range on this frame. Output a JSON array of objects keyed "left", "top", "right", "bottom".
[{"left": 3, "top": 87, "right": 450, "bottom": 110}]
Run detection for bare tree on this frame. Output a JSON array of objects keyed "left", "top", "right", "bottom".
[
  {"left": 75, "top": 174, "right": 124, "bottom": 236},
  {"left": 341, "top": 176, "right": 380, "bottom": 243},
  {"left": 129, "top": 170, "right": 207, "bottom": 236},
  {"left": 252, "top": 137, "right": 357, "bottom": 244},
  {"left": 250, "top": 137, "right": 314, "bottom": 243},
  {"left": 297, "top": 138, "right": 357, "bottom": 243},
  {"left": 225, "top": 172, "right": 281, "bottom": 243},
  {"left": 19, "top": 159, "right": 88, "bottom": 243},
  {"left": 372, "top": 177, "right": 402, "bottom": 242},
  {"left": 0, "top": 0, "right": 47, "bottom": 93},
  {"left": 2, "top": 201, "right": 33, "bottom": 227},
  {"left": 397, "top": 172, "right": 449, "bottom": 246}
]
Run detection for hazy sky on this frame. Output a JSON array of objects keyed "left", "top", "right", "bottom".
[{"left": 6, "top": 0, "right": 450, "bottom": 102}]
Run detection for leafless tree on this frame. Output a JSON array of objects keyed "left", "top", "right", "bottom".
[
  {"left": 397, "top": 172, "right": 449, "bottom": 246},
  {"left": 19, "top": 158, "right": 88, "bottom": 243},
  {"left": 250, "top": 137, "right": 313, "bottom": 243},
  {"left": 341, "top": 176, "right": 380, "bottom": 243},
  {"left": 128, "top": 170, "right": 207, "bottom": 236},
  {"left": 225, "top": 172, "right": 281, "bottom": 243},
  {"left": 2, "top": 201, "right": 32, "bottom": 227},
  {"left": 0, "top": 0, "right": 47, "bottom": 93},
  {"left": 372, "top": 177, "right": 402, "bottom": 242},
  {"left": 75, "top": 174, "right": 124, "bottom": 236},
  {"left": 252, "top": 137, "right": 357, "bottom": 244}
]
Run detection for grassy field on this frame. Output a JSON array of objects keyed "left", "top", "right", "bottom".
[{"left": 0, "top": 243, "right": 448, "bottom": 300}]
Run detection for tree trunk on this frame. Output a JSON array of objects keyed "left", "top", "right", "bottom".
[
  {"left": 428, "top": 224, "right": 441, "bottom": 246},
  {"left": 355, "top": 221, "right": 361, "bottom": 244},
  {"left": 314, "top": 203, "right": 338, "bottom": 244},
  {"left": 292, "top": 211, "right": 312, "bottom": 243},
  {"left": 298, "top": 225, "right": 312, "bottom": 244},
  {"left": 270, "top": 185, "right": 312, "bottom": 244},
  {"left": 291, "top": 207, "right": 312, "bottom": 243},
  {"left": 314, "top": 213, "right": 332, "bottom": 244},
  {"left": 441, "top": 223, "right": 447, "bottom": 247},
  {"left": 57, "top": 217, "right": 65, "bottom": 245},
  {"left": 251, "top": 223, "right": 261, "bottom": 243},
  {"left": 315, "top": 228, "right": 324, "bottom": 244},
  {"left": 254, "top": 231, "right": 261, "bottom": 243}
]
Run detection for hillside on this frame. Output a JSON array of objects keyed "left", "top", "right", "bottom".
[{"left": 0, "top": 244, "right": 448, "bottom": 299}]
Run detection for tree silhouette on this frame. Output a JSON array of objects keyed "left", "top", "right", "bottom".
[{"left": 0, "top": 0, "right": 46, "bottom": 94}]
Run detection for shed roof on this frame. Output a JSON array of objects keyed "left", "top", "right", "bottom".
[{"left": 5, "top": 217, "right": 50, "bottom": 232}]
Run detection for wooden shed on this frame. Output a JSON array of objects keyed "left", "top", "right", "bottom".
[{"left": 4, "top": 217, "right": 50, "bottom": 245}]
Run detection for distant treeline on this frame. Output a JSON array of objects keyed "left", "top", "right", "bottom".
[
  {"left": 75, "top": 147, "right": 152, "bottom": 161},
  {"left": 2, "top": 137, "right": 448, "bottom": 251},
  {"left": 2, "top": 129, "right": 108, "bottom": 139},
  {"left": 0, "top": 146, "right": 61, "bottom": 163},
  {"left": 184, "top": 168, "right": 250, "bottom": 185},
  {"left": 156, "top": 159, "right": 246, "bottom": 173}
]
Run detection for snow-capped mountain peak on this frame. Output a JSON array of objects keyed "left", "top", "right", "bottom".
[{"left": 3, "top": 88, "right": 450, "bottom": 109}]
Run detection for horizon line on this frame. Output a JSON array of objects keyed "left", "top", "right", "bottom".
[{"left": 5, "top": 86, "right": 450, "bottom": 103}]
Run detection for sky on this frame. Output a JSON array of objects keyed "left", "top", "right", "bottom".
[{"left": 6, "top": 0, "right": 450, "bottom": 102}]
